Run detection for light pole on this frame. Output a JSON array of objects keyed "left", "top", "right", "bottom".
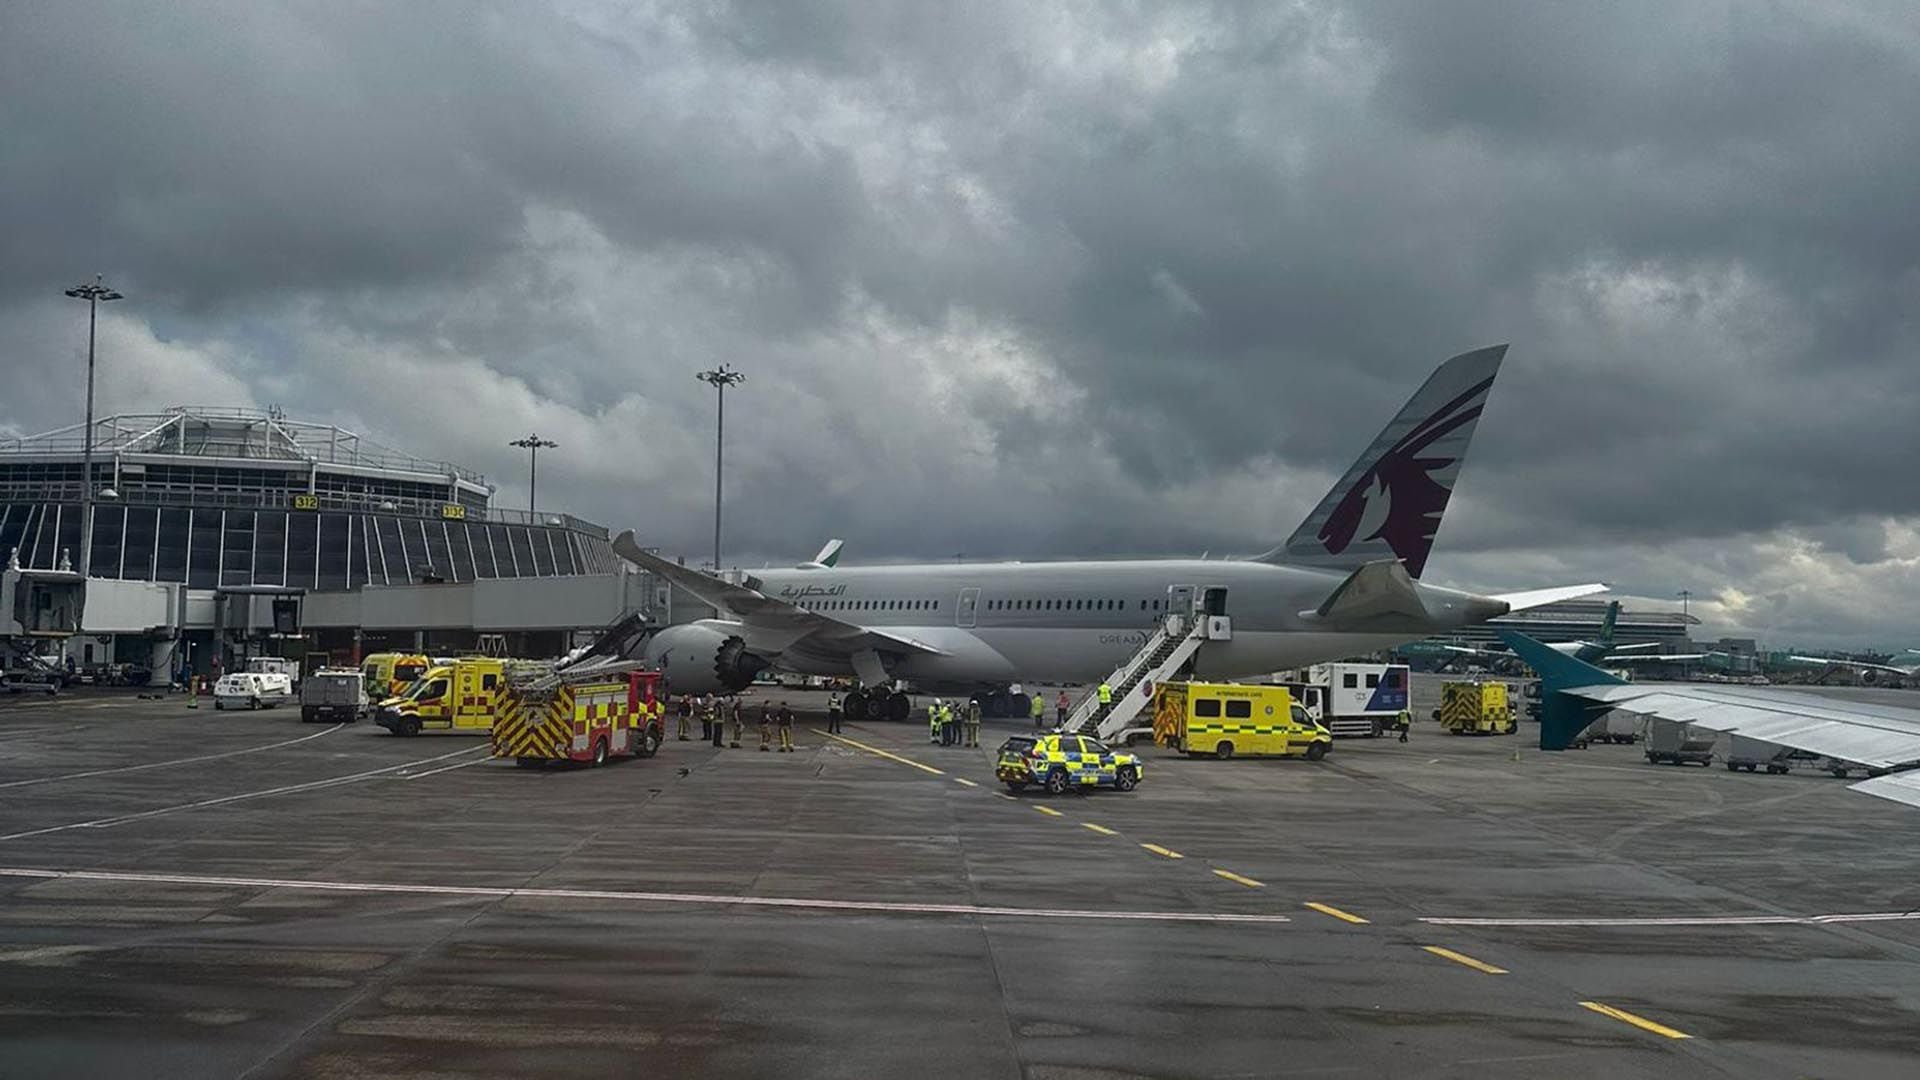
[
  {"left": 695, "top": 364, "right": 746, "bottom": 574},
  {"left": 1677, "top": 589, "right": 1692, "bottom": 620},
  {"left": 508, "top": 434, "right": 557, "bottom": 514},
  {"left": 64, "top": 274, "right": 123, "bottom": 578}
]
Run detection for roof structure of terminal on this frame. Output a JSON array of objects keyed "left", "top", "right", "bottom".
[{"left": 0, "top": 405, "right": 490, "bottom": 490}]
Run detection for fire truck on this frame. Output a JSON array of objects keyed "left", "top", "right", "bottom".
[{"left": 493, "top": 668, "right": 665, "bottom": 767}]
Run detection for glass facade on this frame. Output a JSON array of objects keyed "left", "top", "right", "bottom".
[{"left": 0, "top": 503, "right": 615, "bottom": 589}]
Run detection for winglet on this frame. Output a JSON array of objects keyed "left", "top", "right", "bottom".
[{"left": 1499, "top": 630, "right": 1625, "bottom": 751}]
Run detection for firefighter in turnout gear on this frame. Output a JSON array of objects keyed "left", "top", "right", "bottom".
[
  {"left": 729, "top": 698, "right": 744, "bottom": 748},
  {"left": 929, "top": 699, "right": 942, "bottom": 744},
  {"left": 1030, "top": 692, "right": 1046, "bottom": 728},
  {"left": 759, "top": 701, "right": 773, "bottom": 751},
  {"left": 677, "top": 694, "right": 693, "bottom": 740},
  {"left": 964, "top": 697, "right": 982, "bottom": 747},
  {"left": 777, "top": 702, "right": 795, "bottom": 752}
]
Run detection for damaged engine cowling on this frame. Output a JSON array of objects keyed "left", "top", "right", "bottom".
[{"left": 641, "top": 621, "right": 771, "bottom": 695}]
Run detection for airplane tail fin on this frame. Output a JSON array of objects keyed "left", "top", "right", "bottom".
[
  {"left": 1256, "top": 345, "right": 1506, "bottom": 579},
  {"left": 1598, "top": 599, "right": 1620, "bottom": 646},
  {"left": 1499, "top": 630, "right": 1625, "bottom": 751}
]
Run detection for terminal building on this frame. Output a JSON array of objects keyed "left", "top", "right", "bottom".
[{"left": 1, "top": 407, "right": 664, "bottom": 683}]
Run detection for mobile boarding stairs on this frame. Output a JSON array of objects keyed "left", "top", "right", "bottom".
[{"left": 1067, "top": 603, "right": 1232, "bottom": 743}]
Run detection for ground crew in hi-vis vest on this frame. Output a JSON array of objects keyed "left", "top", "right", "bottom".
[
  {"left": 938, "top": 699, "right": 956, "bottom": 746},
  {"left": 759, "top": 701, "right": 774, "bottom": 751},
  {"left": 827, "top": 691, "right": 843, "bottom": 734},
  {"left": 1030, "top": 691, "right": 1046, "bottom": 728},
  {"left": 1098, "top": 682, "right": 1113, "bottom": 708},
  {"left": 1395, "top": 709, "right": 1412, "bottom": 743},
  {"left": 929, "top": 699, "right": 942, "bottom": 744},
  {"left": 728, "top": 697, "right": 744, "bottom": 748},
  {"left": 964, "top": 697, "right": 982, "bottom": 747}
]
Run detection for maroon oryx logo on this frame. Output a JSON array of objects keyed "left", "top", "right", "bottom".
[{"left": 1317, "top": 375, "right": 1494, "bottom": 578}]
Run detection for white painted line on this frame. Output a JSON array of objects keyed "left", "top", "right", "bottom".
[
  {"left": 401, "top": 757, "right": 493, "bottom": 781},
  {"left": 0, "top": 724, "right": 345, "bottom": 789},
  {"left": 1421, "top": 910, "right": 1920, "bottom": 928},
  {"left": 0, "top": 867, "right": 1295, "bottom": 925},
  {"left": 0, "top": 745, "right": 486, "bottom": 841}
]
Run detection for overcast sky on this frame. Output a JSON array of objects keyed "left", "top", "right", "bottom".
[{"left": 4, "top": 2, "right": 1919, "bottom": 649}]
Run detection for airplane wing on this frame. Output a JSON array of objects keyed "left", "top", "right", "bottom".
[
  {"left": 1503, "top": 630, "right": 1920, "bottom": 807},
  {"left": 1492, "top": 583, "right": 1610, "bottom": 611},
  {"left": 611, "top": 531, "right": 944, "bottom": 657},
  {"left": 1788, "top": 655, "right": 1914, "bottom": 677},
  {"left": 1606, "top": 641, "right": 1664, "bottom": 653},
  {"left": 1604, "top": 652, "right": 1715, "bottom": 664}
]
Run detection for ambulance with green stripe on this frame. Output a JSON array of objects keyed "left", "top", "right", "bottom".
[{"left": 1152, "top": 681, "right": 1330, "bottom": 760}]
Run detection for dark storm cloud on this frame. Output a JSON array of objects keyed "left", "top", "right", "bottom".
[{"left": 5, "top": 1, "right": 1920, "bottom": 644}]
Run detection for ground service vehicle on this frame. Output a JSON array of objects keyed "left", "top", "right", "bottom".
[
  {"left": 493, "top": 669, "right": 665, "bottom": 767},
  {"left": 375, "top": 657, "right": 506, "bottom": 736},
  {"left": 1585, "top": 711, "right": 1641, "bottom": 744},
  {"left": 1645, "top": 719, "right": 1716, "bottom": 766},
  {"left": 996, "top": 733, "right": 1143, "bottom": 794},
  {"left": 362, "top": 652, "right": 431, "bottom": 698},
  {"left": 1290, "top": 662, "right": 1410, "bottom": 737},
  {"left": 301, "top": 668, "right": 368, "bottom": 723},
  {"left": 1436, "top": 681, "right": 1516, "bottom": 735},
  {"left": 213, "top": 672, "right": 294, "bottom": 710},
  {"left": 245, "top": 656, "right": 302, "bottom": 687},
  {"left": 1152, "top": 681, "right": 1330, "bottom": 760}
]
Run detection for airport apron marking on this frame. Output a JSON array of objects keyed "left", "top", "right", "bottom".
[
  {"left": 1579, "top": 1001, "right": 1692, "bottom": 1040},
  {"left": 812, "top": 730, "right": 946, "bottom": 776},
  {"left": 0, "top": 723, "right": 346, "bottom": 789},
  {"left": 1421, "top": 945, "right": 1507, "bottom": 974},
  {"left": 0, "top": 745, "right": 488, "bottom": 841},
  {"left": 0, "top": 867, "right": 1296, "bottom": 925},
  {"left": 1422, "top": 911, "right": 1920, "bottom": 928}
]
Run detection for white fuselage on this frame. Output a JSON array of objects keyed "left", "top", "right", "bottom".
[{"left": 722, "top": 558, "right": 1502, "bottom": 689}]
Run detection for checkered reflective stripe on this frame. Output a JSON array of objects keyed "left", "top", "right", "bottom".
[
  {"left": 492, "top": 685, "right": 577, "bottom": 759},
  {"left": 1187, "top": 722, "right": 1297, "bottom": 737}
]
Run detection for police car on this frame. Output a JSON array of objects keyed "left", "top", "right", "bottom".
[{"left": 996, "top": 733, "right": 1143, "bottom": 795}]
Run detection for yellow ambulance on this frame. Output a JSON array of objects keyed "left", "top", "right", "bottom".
[
  {"left": 1152, "top": 681, "right": 1331, "bottom": 760},
  {"left": 374, "top": 657, "right": 507, "bottom": 736},
  {"left": 361, "top": 652, "right": 432, "bottom": 699}
]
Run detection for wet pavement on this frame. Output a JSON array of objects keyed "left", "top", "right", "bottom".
[{"left": 2, "top": 679, "right": 1918, "bottom": 1078}]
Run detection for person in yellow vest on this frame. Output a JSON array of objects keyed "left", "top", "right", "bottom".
[
  {"left": 938, "top": 699, "right": 956, "bottom": 746},
  {"left": 1029, "top": 691, "right": 1046, "bottom": 729},
  {"left": 1097, "top": 682, "right": 1113, "bottom": 709},
  {"left": 929, "top": 699, "right": 942, "bottom": 744}
]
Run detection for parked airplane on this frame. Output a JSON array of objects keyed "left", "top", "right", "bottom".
[
  {"left": 617, "top": 345, "right": 1604, "bottom": 720},
  {"left": 1405, "top": 600, "right": 1668, "bottom": 668}
]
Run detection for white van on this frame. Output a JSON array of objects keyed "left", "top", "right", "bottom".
[{"left": 213, "top": 672, "right": 294, "bottom": 710}]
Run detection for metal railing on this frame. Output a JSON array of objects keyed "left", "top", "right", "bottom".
[{"left": 0, "top": 488, "right": 609, "bottom": 537}]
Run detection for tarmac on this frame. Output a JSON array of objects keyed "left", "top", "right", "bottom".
[{"left": 2, "top": 678, "right": 1919, "bottom": 1078}]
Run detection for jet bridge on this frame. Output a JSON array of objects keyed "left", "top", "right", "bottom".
[{"left": 2, "top": 553, "right": 84, "bottom": 684}]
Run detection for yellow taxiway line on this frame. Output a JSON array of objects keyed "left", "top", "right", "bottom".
[
  {"left": 1080, "top": 822, "right": 1118, "bottom": 836},
  {"left": 1212, "top": 869, "right": 1266, "bottom": 888},
  {"left": 1140, "top": 843, "right": 1184, "bottom": 859},
  {"left": 1579, "top": 1001, "right": 1693, "bottom": 1040},
  {"left": 1303, "top": 901, "right": 1370, "bottom": 925},
  {"left": 1422, "top": 945, "right": 1507, "bottom": 974},
  {"left": 813, "top": 730, "right": 946, "bottom": 776}
]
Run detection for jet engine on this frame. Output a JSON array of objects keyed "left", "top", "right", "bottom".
[{"left": 642, "top": 621, "right": 771, "bottom": 694}]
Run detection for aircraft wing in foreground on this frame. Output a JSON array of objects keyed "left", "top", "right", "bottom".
[{"left": 1505, "top": 631, "right": 1920, "bottom": 808}]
